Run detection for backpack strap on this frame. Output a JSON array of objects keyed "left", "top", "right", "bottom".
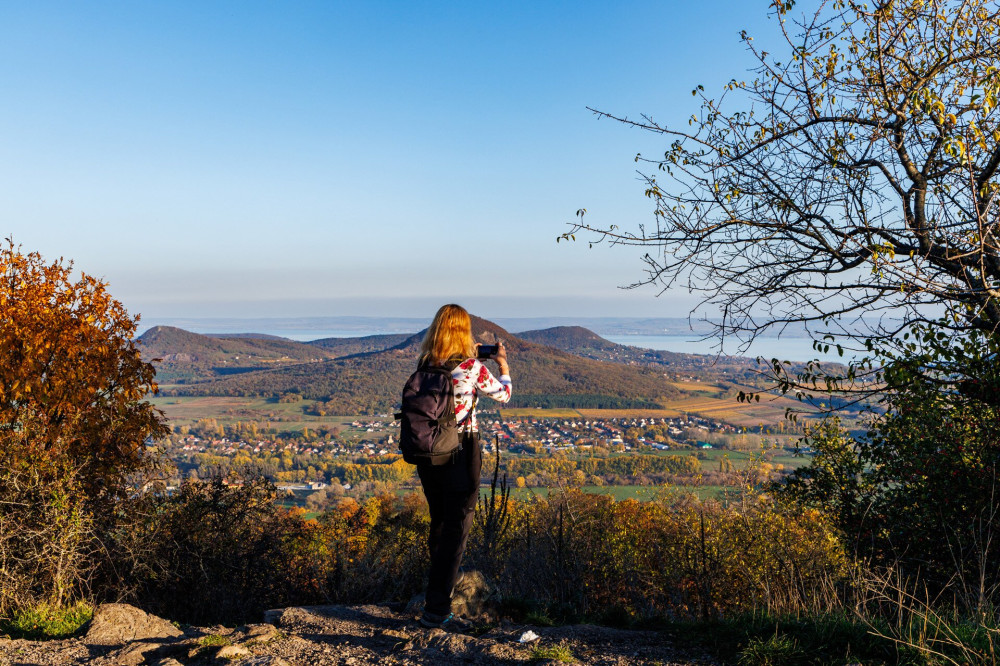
[{"left": 417, "top": 357, "right": 477, "bottom": 430}]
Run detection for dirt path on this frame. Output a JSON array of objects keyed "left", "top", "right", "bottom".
[{"left": 0, "top": 603, "right": 718, "bottom": 666}]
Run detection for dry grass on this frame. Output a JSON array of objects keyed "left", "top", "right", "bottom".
[
  {"left": 670, "top": 381, "right": 722, "bottom": 391},
  {"left": 149, "top": 396, "right": 358, "bottom": 428},
  {"left": 502, "top": 408, "right": 582, "bottom": 418},
  {"left": 576, "top": 408, "right": 682, "bottom": 419}
]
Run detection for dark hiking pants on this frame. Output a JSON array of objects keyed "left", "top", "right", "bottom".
[{"left": 417, "top": 432, "right": 481, "bottom": 617}]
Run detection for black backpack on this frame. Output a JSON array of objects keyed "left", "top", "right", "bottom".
[{"left": 395, "top": 362, "right": 475, "bottom": 465}]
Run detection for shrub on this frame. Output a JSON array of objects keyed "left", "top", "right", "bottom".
[
  {"left": 779, "top": 324, "right": 1000, "bottom": 613},
  {"left": 118, "top": 476, "right": 330, "bottom": 624},
  {"left": 0, "top": 462, "right": 93, "bottom": 615},
  {"left": 313, "top": 492, "right": 427, "bottom": 604}
]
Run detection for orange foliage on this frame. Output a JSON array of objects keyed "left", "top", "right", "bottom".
[
  {"left": 0, "top": 239, "right": 168, "bottom": 490},
  {"left": 494, "top": 490, "right": 846, "bottom": 619}
]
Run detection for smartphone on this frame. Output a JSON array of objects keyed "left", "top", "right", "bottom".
[{"left": 477, "top": 344, "right": 499, "bottom": 360}]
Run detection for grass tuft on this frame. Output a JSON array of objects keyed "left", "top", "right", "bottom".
[
  {"left": 738, "top": 632, "right": 803, "bottom": 666},
  {"left": 531, "top": 640, "right": 576, "bottom": 663},
  {"left": 524, "top": 611, "right": 555, "bottom": 627},
  {"left": 0, "top": 601, "right": 93, "bottom": 640},
  {"left": 198, "top": 633, "right": 232, "bottom": 647}
]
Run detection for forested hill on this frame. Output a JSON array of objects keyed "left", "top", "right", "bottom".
[
  {"left": 138, "top": 326, "right": 335, "bottom": 383},
  {"left": 159, "top": 316, "right": 680, "bottom": 413},
  {"left": 517, "top": 325, "right": 622, "bottom": 353},
  {"left": 139, "top": 328, "right": 413, "bottom": 384},
  {"left": 517, "top": 325, "right": 764, "bottom": 383},
  {"left": 307, "top": 333, "right": 412, "bottom": 357}
]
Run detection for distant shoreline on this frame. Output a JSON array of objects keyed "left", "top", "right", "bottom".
[{"left": 138, "top": 315, "right": 816, "bottom": 339}]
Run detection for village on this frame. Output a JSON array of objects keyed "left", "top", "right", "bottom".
[{"left": 158, "top": 412, "right": 773, "bottom": 483}]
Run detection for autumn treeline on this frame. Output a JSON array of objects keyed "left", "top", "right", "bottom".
[{"left": 54, "top": 477, "right": 845, "bottom": 626}]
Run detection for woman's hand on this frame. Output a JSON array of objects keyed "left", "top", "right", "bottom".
[{"left": 495, "top": 340, "right": 509, "bottom": 375}]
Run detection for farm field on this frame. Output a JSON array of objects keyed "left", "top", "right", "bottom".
[
  {"left": 501, "top": 408, "right": 583, "bottom": 418},
  {"left": 152, "top": 396, "right": 359, "bottom": 426},
  {"left": 669, "top": 448, "right": 807, "bottom": 471},
  {"left": 482, "top": 484, "right": 735, "bottom": 502},
  {"left": 669, "top": 381, "right": 722, "bottom": 392}
]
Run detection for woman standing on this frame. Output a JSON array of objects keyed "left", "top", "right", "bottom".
[{"left": 416, "top": 304, "right": 511, "bottom": 630}]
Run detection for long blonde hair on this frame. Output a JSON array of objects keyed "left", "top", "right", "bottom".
[{"left": 419, "top": 304, "right": 476, "bottom": 367}]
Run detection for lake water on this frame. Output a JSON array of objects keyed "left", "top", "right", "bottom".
[
  {"left": 603, "top": 335, "right": 839, "bottom": 363},
  {"left": 271, "top": 330, "right": 390, "bottom": 341}
]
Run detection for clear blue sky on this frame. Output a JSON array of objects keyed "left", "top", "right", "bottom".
[{"left": 3, "top": 1, "right": 781, "bottom": 321}]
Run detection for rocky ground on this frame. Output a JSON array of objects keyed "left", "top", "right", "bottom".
[{"left": 0, "top": 602, "right": 717, "bottom": 666}]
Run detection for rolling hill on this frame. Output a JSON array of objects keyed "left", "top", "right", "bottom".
[
  {"left": 307, "top": 333, "right": 411, "bottom": 357},
  {"left": 516, "top": 325, "right": 621, "bottom": 353},
  {"left": 516, "top": 325, "right": 765, "bottom": 382},
  {"left": 139, "top": 328, "right": 418, "bottom": 384},
  {"left": 138, "top": 326, "right": 335, "bottom": 383},
  {"left": 154, "top": 317, "right": 681, "bottom": 413}
]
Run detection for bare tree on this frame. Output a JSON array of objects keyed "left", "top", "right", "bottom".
[{"left": 567, "top": 0, "right": 1000, "bottom": 351}]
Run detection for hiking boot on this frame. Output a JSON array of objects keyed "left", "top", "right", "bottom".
[{"left": 419, "top": 611, "right": 473, "bottom": 632}]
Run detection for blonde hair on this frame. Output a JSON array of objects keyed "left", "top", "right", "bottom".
[{"left": 419, "top": 304, "right": 476, "bottom": 367}]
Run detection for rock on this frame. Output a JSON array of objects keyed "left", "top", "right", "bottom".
[
  {"left": 241, "top": 624, "right": 280, "bottom": 643},
  {"left": 216, "top": 644, "right": 252, "bottom": 660},
  {"left": 84, "top": 604, "right": 183, "bottom": 646},
  {"left": 102, "top": 642, "right": 162, "bottom": 666},
  {"left": 450, "top": 569, "right": 491, "bottom": 618},
  {"left": 231, "top": 659, "right": 290, "bottom": 666},
  {"left": 404, "top": 592, "right": 425, "bottom": 615},
  {"left": 0, "top": 601, "right": 705, "bottom": 665},
  {"left": 406, "top": 570, "right": 492, "bottom": 619},
  {"left": 379, "top": 628, "right": 410, "bottom": 640}
]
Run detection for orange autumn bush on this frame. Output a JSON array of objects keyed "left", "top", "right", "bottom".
[
  {"left": 311, "top": 492, "right": 428, "bottom": 604},
  {"left": 491, "top": 490, "right": 846, "bottom": 620},
  {"left": 0, "top": 241, "right": 167, "bottom": 616},
  {"left": 0, "top": 240, "right": 167, "bottom": 493}
]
